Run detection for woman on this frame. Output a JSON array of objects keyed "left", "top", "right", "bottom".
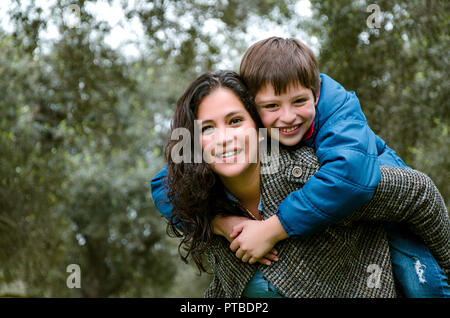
[{"left": 152, "top": 70, "right": 449, "bottom": 297}]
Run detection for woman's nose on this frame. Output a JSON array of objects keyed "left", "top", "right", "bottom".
[{"left": 214, "top": 127, "right": 234, "bottom": 146}]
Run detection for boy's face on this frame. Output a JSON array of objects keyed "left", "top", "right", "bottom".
[{"left": 254, "top": 83, "right": 316, "bottom": 146}]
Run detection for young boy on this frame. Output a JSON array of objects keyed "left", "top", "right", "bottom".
[{"left": 151, "top": 37, "right": 449, "bottom": 297}]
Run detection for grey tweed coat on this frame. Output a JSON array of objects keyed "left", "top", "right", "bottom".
[{"left": 203, "top": 146, "right": 449, "bottom": 298}]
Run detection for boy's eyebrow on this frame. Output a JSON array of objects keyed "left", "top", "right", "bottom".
[
  {"left": 291, "top": 94, "right": 309, "bottom": 100},
  {"left": 255, "top": 94, "right": 309, "bottom": 104},
  {"left": 254, "top": 97, "right": 279, "bottom": 105}
]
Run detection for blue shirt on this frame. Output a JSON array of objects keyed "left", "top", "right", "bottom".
[{"left": 274, "top": 73, "right": 408, "bottom": 238}]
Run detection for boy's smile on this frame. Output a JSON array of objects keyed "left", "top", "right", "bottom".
[
  {"left": 279, "top": 124, "right": 301, "bottom": 135},
  {"left": 254, "top": 83, "right": 316, "bottom": 146}
]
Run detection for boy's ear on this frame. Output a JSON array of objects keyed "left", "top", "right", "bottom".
[{"left": 315, "top": 78, "right": 321, "bottom": 106}]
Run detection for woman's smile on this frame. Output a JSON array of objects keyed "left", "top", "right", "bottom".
[
  {"left": 215, "top": 147, "right": 243, "bottom": 162},
  {"left": 197, "top": 87, "right": 259, "bottom": 177}
]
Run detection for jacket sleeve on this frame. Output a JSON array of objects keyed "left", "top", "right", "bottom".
[
  {"left": 150, "top": 163, "right": 174, "bottom": 222},
  {"left": 276, "top": 92, "right": 381, "bottom": 239},
  {"left": 344, "top": 166, "right": 450, "bottom": 273}
]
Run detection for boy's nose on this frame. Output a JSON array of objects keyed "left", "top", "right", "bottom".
[{"left": 279, "top": 105, "right": 296, "bottom": 124}]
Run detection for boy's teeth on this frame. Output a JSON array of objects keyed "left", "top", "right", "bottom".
[{"left": 280, "top": 125, "right": 299, "bottom": 133}]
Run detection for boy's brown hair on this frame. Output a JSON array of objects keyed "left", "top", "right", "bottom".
[{"left": 240, "top": 37, "right": 320, "bottom": 100}]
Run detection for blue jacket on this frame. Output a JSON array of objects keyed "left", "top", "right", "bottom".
[{"left": 150, "top": 73, "right": 407, "bottom": 239}]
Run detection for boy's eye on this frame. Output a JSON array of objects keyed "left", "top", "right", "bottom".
[
  {"left": 262, "top": 103, "right": 278, "bottom": 109},
  {"left": 294, "top": 98, "right": 307, "bottom": 105}
]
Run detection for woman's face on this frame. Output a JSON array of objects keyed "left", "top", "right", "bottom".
[{"left": 197, "top": 87, "right": 259, "bottom": 178}]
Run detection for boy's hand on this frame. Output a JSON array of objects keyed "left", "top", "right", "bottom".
[
  {"left": 211, "top": 214, "right": 248, "bottom": 242},
  {"left": 229, "top": 215, "right": 288, "bottom": 265},
  {"left": 211, "top": 214, "right": 279, "bottom": 265}
]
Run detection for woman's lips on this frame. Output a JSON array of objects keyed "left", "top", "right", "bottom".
[
  {"left": 215, "top": 148, "right": 243, "bottom": 162},
  {"left": 278, "top": 124, "right": 301, "bottom": 136}
]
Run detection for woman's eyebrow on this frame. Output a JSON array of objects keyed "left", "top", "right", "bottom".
[
  {"left": 199, "top": 119, "right": 214, "bottom": 125},
  {"left": 225, "top": 111, "right": 244, "bottom": 119},
  {"left": 199, "top": 111, "right": 244, "bottom": 124}
]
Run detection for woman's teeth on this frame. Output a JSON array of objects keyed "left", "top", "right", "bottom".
[
  {"left": 280, "top": 125, "right": 300, "bottom": 133},
  {"left": 217, "top": 149, "right": 242, "bottom": 158}
]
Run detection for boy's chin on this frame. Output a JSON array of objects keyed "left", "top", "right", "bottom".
[{"left": 275, "top": 135, "right": 303, "bottom": 147}]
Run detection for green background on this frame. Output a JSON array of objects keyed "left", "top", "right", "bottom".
[{"left": 0, "top": 0, "right": 448, "bottom": 297}]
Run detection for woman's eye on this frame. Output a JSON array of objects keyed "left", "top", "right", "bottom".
[
  {"left": 230, "top": 117, "right": 243, "bottom": 125},
  {"left": 202, "top": 126, "right": 213, "bottom": 133}
]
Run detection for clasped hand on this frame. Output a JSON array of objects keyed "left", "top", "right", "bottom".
[{"left": 229, "top": 219, "right": 279, "bottom": 265}]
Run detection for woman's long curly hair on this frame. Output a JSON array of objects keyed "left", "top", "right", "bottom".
[{"left": 164, "top": 70, "right": 264, "bottom": 272}]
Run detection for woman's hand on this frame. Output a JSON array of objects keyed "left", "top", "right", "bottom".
[
  {"left": 229, "top": 215, "right": 288, "bottom": 265},
  {"left": 211, "top": 214, "right": 279, "bottom": 265}
]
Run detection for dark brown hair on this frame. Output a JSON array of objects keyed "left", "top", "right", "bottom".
[
  {"left": 240, "top": 37, "right": 320, "bottom": 100},
  {"left": 164, "top": 70, "right": 263, "bottom": 273}
]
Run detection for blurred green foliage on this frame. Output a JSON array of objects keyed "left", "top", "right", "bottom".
[
  {"left": 0, "top": 0, "right": 448, "bottom": 297},
  {"left": 307, "top": 0, "right": 449, "bottom": 204}
]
